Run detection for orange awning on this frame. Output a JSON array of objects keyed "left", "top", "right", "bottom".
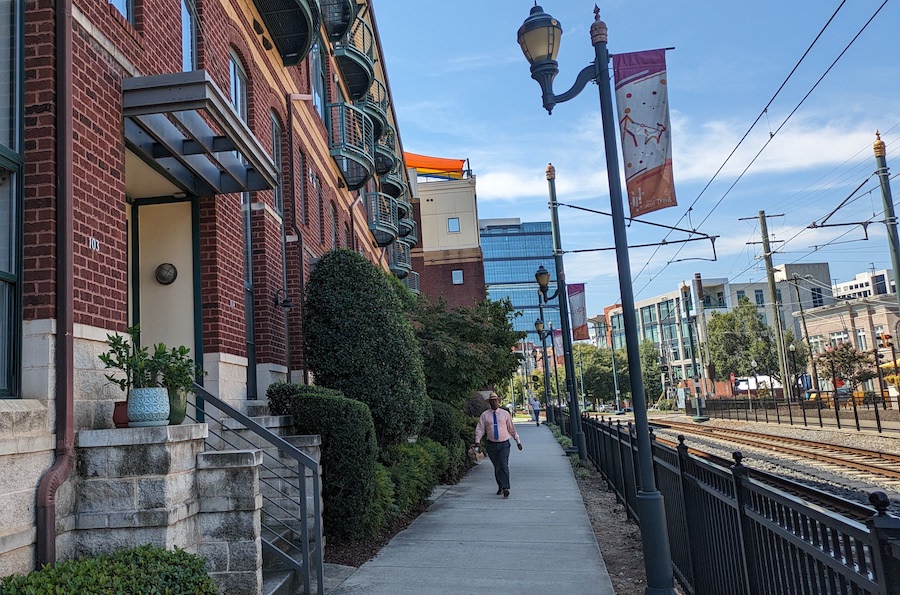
[{"left": 404, "top": 152, "right": 466, "bottom": 179}]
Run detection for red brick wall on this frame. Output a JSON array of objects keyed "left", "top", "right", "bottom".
[{"left": 420, "top": 259, "right": 486, "bottom": 309}]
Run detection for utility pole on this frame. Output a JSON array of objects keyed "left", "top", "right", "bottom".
[
  {"left": 874, "top": 132, "right": 900, "bottom": 316},
  {"left": 759, "top": 210, "right": 791, "bottom": 404},
  {"left": 791, "top": 274, "right": 819, "bottom": 391},
  {"left": 693, "top": 272, "right": 713, "bottom": 398}
]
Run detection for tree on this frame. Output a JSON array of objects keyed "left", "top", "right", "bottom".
[
  {"left": 639, "top": 339, "right": 663, "bottom": 404},
  {"left": 405, "top": 295, "right": 524, "bottom": 407},
  {"left": 707, "top": 297, "right": 782, "bottom": 381},
  {"left": 303, "top": 250, "right": 428, "bottom": 448},
  {"left": 814, "top": 343, "right": 876, "bottom": 390}
]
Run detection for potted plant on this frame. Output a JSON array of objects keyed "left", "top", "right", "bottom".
[
  {"left": 99, "top": 325, "right": 170, "bottom": 427},
  {"left": 153, "top": 344, "right": 203, "bottom": 425}
]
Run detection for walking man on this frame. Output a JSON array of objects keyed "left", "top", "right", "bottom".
[
  {"left": 529, "top": 395, "right": 541, "bottom": 426},
  {"left": 474, "top": 393, "right": 522, "bottom": 498}
]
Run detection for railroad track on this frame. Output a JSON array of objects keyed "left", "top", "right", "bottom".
[{"left": 651, "top": 419, "right": 900, "bottom": 484}]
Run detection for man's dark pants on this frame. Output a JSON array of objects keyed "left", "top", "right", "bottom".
[{"left": 484, "top": 440, "right": 511, "bottom": 490}]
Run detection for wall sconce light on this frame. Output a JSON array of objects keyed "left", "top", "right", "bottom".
[
  {"left": 274, "top": 288, "right": 293, "bottom": 309},
  {"left": 262, "top": 37, "right": 273, "bottom": 51},
  {"left": 155, "top": 263, "right": 178, "bottom": 285}
]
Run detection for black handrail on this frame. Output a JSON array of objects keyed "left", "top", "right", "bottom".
[{"left": 189, "top": 384, "right": 325, "bottom": 594}]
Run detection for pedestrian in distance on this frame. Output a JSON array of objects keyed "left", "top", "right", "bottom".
[
  {"left": 474, "top": 393, "right": 522, "bottom": 498},
  {"left": 529, "top": 395, "right": 541, "bottom": 426}
]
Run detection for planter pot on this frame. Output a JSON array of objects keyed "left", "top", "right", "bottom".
[
  {"left": 127, "top": 387, "right": 171, "bottom": 427},
  {"left": 168, "top": 388, "right": 187, "bottom": 425},
  {"left": 113, "top": 400, "right": 129, "bottom": 428}
]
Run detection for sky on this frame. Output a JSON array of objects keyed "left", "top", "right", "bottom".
[{"left": 373, "top": 1, "right": 900, "bottom": 319}]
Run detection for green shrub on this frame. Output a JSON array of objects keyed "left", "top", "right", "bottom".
[
  {"left": 559, "top": 436, "right": 573, "bottom": 449},
  {"left": 381, "top": 442, "right": 437, "bottom": 517},
  {"left": 266, "top": 383, "right": 379, "bottom": 541},
  {"left": 418, "top": 437, "right": 450, "bottom": 484},
  {"left": 367, "top": 462, "right": 397, "bottom": 534},
  {"left": 303, "top": 250, "right": 428, "bottom": 448},
  {"left": 0, "top": 545, "right": 215, "bottom": 594}
]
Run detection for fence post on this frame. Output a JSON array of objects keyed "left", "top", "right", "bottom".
[
  {"left": 730, "top": 452, "right": 759, "bottom": 595},
  {"left": 615, "top": 420, "right": 629, "bottom": 516},
  {"left": 866, "top": 491, "right": 900, "bottom": 595},
  {"left": 676, "top": 436, "right": 699, "bottom": 591}
]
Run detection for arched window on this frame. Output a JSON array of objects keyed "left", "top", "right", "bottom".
[
  {"left": 270, "top": 113, "right": 283, "bottom": 215},
  {"left": 330, "top": 202, "right": 338, "bottom": 249}
]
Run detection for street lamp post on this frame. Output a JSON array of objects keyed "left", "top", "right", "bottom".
[
  {"left": 787, "top": 343, "right": 796, "bottom": 425},
  {"left": 518, "top": 6, "right": 676, "bottom": 592},
  {"left": 536, "top": 315, "right": 556, "bottom": 425},
  {"left": 536, "top": 261, "right": 586, "bottom": 461}
]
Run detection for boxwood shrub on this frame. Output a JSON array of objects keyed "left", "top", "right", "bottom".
[
  {"left": 267, "top": 382, "right": 380, "bottom": 541},
  {"left": 302, "top": 249, "right": 428, "bottom": 448},
  {"left": 0, "top": 545, "right": 215, "bottom": 594},
  {"left": 381, "top": 441, "right": 437, "bottom": 517}
]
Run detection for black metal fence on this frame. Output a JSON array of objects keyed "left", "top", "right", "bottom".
[
  {"left": 557, "top": 410, "right": 900, "bottom": 595},
  {"left": 691, "top": 395, "right": 900, "bottom": 435}
]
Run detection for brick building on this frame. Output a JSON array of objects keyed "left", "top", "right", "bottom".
[
  {"left": 2, "top": 0, "right": 415, "bottom": 577},
  {"left": 407, "top": 153, "right": 486, "bottom": 308}
]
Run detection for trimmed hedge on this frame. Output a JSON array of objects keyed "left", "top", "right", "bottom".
[
  {"left": 303, "top": 249, "right": 428, "bottom": 448},
  {"left": 267, "top": 383, "right": 380, "bottom": 541},
  {"left": 0, "top": 545, "right": 215, "bottom": 594},
  {"left": 381, "top": 441, "right": 437, "bottom": 517},
  {"left": 423, "top": 400, "right": 470, "bottom": 482}
]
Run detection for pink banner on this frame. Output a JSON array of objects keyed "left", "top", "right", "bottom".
[
  {"left": 552, "top": 328, "right": 563, "bottom": 354},
  {"left": 613, "top": 49, "right": 677, "bottom": 218},
  {"left": 567, "top": 284, "right": 589, "bottom": 341}
]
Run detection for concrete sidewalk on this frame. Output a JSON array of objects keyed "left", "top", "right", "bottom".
[{"left": 328, "top": 421, "right": 615, "bottom": 594}]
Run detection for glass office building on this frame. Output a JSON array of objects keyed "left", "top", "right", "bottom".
[{"left": 479, "top": 219, "right": 561, "bottom": 342}]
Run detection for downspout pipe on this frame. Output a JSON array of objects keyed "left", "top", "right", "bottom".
[
  {"left": 36, "top": 0, "right": 75, "bottom": 567},
  {"left": 287, "top": 93, "right": 309, "bottom": 384}
]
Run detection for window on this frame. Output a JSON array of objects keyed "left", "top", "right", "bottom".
[
  {"left": 811, "top": 287, "right": 823, "bottom": 308},
  {"left": 0, "top": 165, "right": 18, "bottom": 396},
  {"left": 809, "top": 335, "right": 825, "bottom": 354},
  {"left": 448, "top": 217, "right": 460, "bottom": 233},
  {"left": 330, "top": 202, "right": 337, "bottom": 249},
  {"left": 736, "top": 290, "right": 745, "bottom": 303},
  {"left": 270, "top": 114, "right": 283, "bottom": 215},
  {"left": 229, "top": 51, "right": 248, "bottom": 123},
  {"left": 310, "top": 42, "right": 327, "bottom": 120},
  {"left": 181, "top": 0, "right": 198, "bottom": 72},
  {"left": 856, "top": 329, "right": 867, "bottom": 350},
  {"left": 110, "top": 0, "right": 132, "bottom": 22},
  {"left": 829, "top": 331, "right": 849, "bottom": 346},
  {"left": 316, "top": 175, "right": 323, "bottom": 244},
  {"left": 451, "top": 269, "right": 463, "bottom": 285},
  {"left": 754, "top": 289, "right": 764, "bottom": 307},
  {"left": 0, "top": 0, "right": 18, "bottom": 150},
  {"left": 300, "top": 152, "right": 308, "bottom": 225}
]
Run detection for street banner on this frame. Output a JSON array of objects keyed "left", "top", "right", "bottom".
[
  {"left": 552, "top": 328, "right": 563, "bottom": 355},
  {"left": 613, "top": 49, "right": 677, "bottom": 217},
  {"left": 567, "top": 284, "right": 590, "bottom": 340}
]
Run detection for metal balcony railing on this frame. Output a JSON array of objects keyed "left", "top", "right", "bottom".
[
  {"left": 374, "top": 125, "right": 397, "bottom": 176},
  {"left": 187, "top": 384, "right": 324, "bottom": 595},
  {"left": 380, "top": 160, "right": 406, "bottom": 198},
  {"left": 389, "top": 239, "right": 412, "bottom": 279},
  {"left": 328, "top": 102, "right": 374, "bottom": 191},
  {"left": 359, "top": 78, "right": 388, "bottom": 140},
  {"left": 320, "top": 0, "right": 355, "bottom": 41},
  {"left": 403, "top": 270, "right": 420, "bottom": 295},
  {"left": 398, "top": 218, "right": 417, "bottom": 246},
  {"left": 333, "top": 16, "right": 374, "bottom": 100},
  {"left": 365, "top": 191, "right": 398, "bottom": 247}
]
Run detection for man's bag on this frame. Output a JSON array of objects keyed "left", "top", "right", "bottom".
[{"left": 467, "top": 445, "right": 485, "bottom": 464}]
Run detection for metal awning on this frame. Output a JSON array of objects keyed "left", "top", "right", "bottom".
[{"left": 123, "top": 70, "right": 277, "bottom": 196}]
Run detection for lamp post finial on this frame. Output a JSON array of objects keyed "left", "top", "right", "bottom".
[
  {"left": 874, "top": 130, "right": 886, "bottom": 157},
  {"left": 546, "top": 163, "right": 556, "bottom": 180},
  {"left": 591, "top": 6, "right": 607, "bottom": 44}
]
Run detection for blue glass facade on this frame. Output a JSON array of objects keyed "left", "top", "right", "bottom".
[{"left": 480, "top": 221, "right": 561, "bottom": 341}]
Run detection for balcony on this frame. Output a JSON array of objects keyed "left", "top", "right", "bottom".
[
  {"left": 380, "top": 160, "right": 406, "bottom": 198},
  {"left": 334, "top": 16, "right": 374, "bottom": 101},
  {"left": 252, "top": 0, "right": 319, "bottom": 66},
  {"left": 328, "top": 102, "right": 374, "bottom": 191},
  {"left": 321, "top": 0, "right": 355, "bottom": 41},
  {"left": 374, "top": 125, "right": 397, "bottom": 176},
  {"left": 403, "top": 271, "right": 420, "bottom": 295},
  {"left": 396, "top": 194, "right": 411, "bottom": 220},
  {"left": 365, "top": 192, "right": 398, "bottom": 247},
  {"left": 359, "top": 78, "right": 388, "bottom": 141},
  {"left": 399, "top": 218, "right": 418, "bottom": 246},
  {"left": 389, "top": 239, "right": 412, "bottom": 279}
]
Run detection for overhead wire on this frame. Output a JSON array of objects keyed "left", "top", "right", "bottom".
[{"left": 632, "top": 0, "right": 890, "bottom": 297}]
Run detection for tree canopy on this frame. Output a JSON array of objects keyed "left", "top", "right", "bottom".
[
  {"left": 303, "top": 249, "right": 428, "bottom": 447},
  {"left": 814, "top": 343, "right": 876, "bottom": 389}
]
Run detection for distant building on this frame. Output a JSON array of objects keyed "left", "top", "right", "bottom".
[
  {"left": 408, "top": 154, "right": 487, "bottom": 308},
  {"left": 599, "top": 264, "right": 833, "bottom": 391},
  {"left": 832, "top": 268, "right": 895, "bottom": 300},
  {"left": 479, "top": 219, "right": 561, "bottom": 342}
]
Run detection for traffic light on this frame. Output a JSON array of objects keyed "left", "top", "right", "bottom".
[{"left": 880, "top": 333, "right": 893, "bottom": 349}]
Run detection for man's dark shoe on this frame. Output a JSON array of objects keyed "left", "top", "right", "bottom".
[
  {"left": 502, "top": 489, "right": 510, "bottom": 498},
  {"left": 496, "top": 487, "right": 503, "bottom": 495}
]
